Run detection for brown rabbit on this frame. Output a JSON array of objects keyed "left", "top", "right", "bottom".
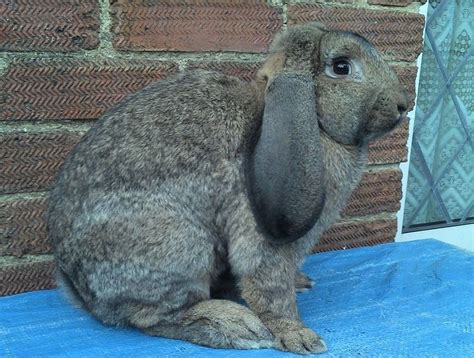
[{"left": 47, "top": 23, "right": 407, "bottom": 354}]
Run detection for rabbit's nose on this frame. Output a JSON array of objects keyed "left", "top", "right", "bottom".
[
  {"left": 397, "top": 103, "right": 407, "bottom": 115},
  {"left": 396, "top": 89, "right": 408, "bottom": 116}
]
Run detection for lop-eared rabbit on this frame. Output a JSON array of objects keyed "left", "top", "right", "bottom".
[{"left": 48, "top": 23, "right": 407, "bottom": 354}]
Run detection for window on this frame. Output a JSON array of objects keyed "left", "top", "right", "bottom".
[{"left": 402, "top": 0, "right": 473, "bottom": 238}]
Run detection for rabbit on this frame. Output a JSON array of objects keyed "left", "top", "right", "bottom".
[{"left": 47, "top": 22, "right": 407, "bottom": 354}]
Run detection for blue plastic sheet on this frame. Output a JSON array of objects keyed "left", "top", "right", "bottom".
[{"left": 1, "top": 239, "right": 473, "bottom": 357}]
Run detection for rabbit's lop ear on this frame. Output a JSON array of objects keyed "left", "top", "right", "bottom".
[
  {"left": 250, "top": 73, "right": 325, "bottom": 244},
  {"left": 249, "top": 24, "right": 327, "bottom": 244}
]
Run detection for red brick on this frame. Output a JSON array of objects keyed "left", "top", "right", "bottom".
[
  {"left": 368, "top": 120, "right": 409, "bottom": 164},
  {"left": 0, "top": 59, "right": 178, "bottom": 121},
  {"left": 187, "top": 61, "right": 261, "bottom": 82},
  {"left": 0, "top": 132, "right": 83, "bottom": 193},
  {"left": 344, "top": 169, "right": 402, "bottom": 217},
  {"left": 315, "top": 219, "right": 396, "bottom": 252},
  {"left": 110, "top": 0, "right": 282, "bottom": 52},
  {"left": 0, "top": 198, "right": 51, "bottom": 257},
  {"left": 288, "top": 5, "right": 425, "bottom": 61},
  {"left": 0, "top": 260, "right": 55, "bottom": 296},
  {"left": 0, "top": 0, "right": 99, "bottom": 51}
]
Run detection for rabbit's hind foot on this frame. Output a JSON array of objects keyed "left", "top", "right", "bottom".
[{"left": 142, "top": 299, "right": 275, "bottom": 350}]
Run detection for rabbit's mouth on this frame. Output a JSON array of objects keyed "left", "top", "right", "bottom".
[{"left": 365, "top": 113, "right": 406, "bottom": 142}]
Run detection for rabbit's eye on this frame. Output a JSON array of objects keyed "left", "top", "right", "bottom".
[
  {"left": 332, "top": 60, "right": 351, "bottom": 76},
  {"left": 325, "top": 58, "right": 362, "bottom": 81}
]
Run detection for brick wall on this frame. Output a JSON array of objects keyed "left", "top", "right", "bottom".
[{"left": 0, "top": 0, "right": 425, "bottom": 296}]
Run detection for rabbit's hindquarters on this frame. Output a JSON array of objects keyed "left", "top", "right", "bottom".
[{"left": 58, "top": 190, "right": 274, "bottom": 349}]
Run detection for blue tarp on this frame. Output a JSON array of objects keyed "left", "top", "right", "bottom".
[{"left": 1, "top": 239, "right": 473, "bottom": 357}]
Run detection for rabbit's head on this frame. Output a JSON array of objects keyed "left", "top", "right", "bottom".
[{"left": 249, "top": 23, "right": 407, "bottom": 244}]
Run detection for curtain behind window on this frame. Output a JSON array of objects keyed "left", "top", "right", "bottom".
[{"left": 403, "top": 0, "right": 473, "bottom": 231}]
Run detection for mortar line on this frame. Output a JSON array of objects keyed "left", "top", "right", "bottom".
[
  {"left": 388, "top": 60, "right": 419, "bottom": 67},
  {"left": 0, "top": 50, "right": 268, "bottom": 63},
  {"left": 366, "top": 162, "right": 403, "bottom": 171},
  {"left": 98, "top": 0, "right": 114, "bottom": 53},
  {"left": 340, "top": 211, "right": 398, "bottom": 223},
  {"left": 0, "top": 121, "right": 93, "bottom": 134},
  {"left": 0, "top": 192, "right": 48, "bottom": 202},
  {"left": 0, "top": 254, "right": 54, "bottom": 266}
]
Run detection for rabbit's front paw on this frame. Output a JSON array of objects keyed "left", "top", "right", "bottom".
[{"left": 275, "top": 325, "right": 327, "bottom": 355}]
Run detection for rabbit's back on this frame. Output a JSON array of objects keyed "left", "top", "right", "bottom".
[{"left": 58, "top": 70, "right": 258, "bottom": 191}]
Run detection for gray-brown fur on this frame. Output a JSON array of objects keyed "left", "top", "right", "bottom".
[{"left": 48, "top": 23, "right": 407, "bottom": 355}]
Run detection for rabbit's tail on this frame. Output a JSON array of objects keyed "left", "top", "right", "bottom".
[{"left": 139, "top": 299, "right": 275, "bottom": 350}]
